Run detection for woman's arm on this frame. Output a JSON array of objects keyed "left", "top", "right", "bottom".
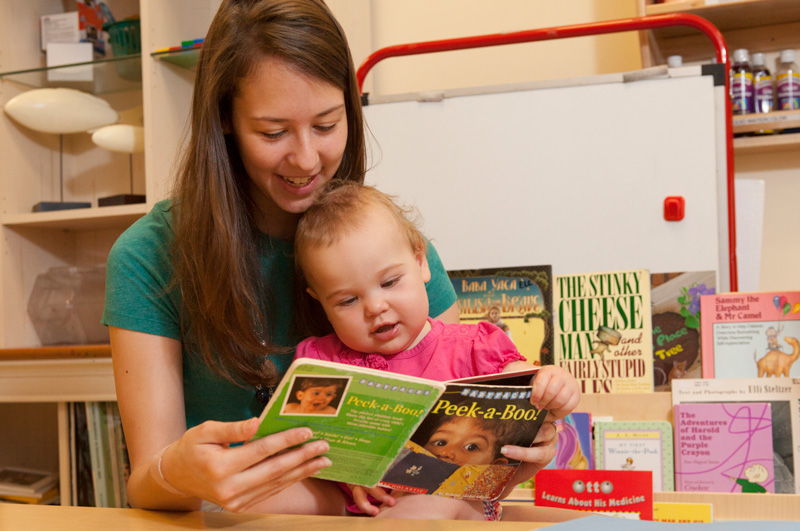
[
  {"left": 111, "top": 327, "right": 336, "bottom": 512},
  {"left": 111, "top": 326, "right": 199, "bottom": 510},
  {"left": 433, "top": 302, "right": 460, "bottom": 324}
]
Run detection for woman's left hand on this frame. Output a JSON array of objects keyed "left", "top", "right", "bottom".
[{"left": 498, "top": 419, "right": 558, "bottom": 498}]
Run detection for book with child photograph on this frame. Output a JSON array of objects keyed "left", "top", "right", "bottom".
[
  {"left": 377, "top": 368, "right": 547, "bottom": 501},
  {"left": 251, "top": 359, "right": 545, "bottom": 497},
  {"left": 448, "top": 265, "right": 553, "bottom": 366}
]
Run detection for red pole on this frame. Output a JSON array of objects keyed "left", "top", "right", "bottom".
[{"left": 357, "top": 13, "right": 738, "bottom": 291}]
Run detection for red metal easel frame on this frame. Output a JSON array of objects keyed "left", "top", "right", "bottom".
[{"left": 357, "top": 14, "right": 737, "bottom": 292}]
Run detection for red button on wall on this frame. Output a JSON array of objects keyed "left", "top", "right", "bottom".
[{"left": 664, "top": 196, "right": 685, "bottom": 221}]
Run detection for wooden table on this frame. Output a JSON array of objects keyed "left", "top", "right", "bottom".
[{"left": 0, "top": 504, "right": 558, "bottom": 530}]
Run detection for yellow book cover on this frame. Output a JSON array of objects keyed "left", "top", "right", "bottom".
[{"left": 653, "top": 501, "right": 713, "bottom": 523}]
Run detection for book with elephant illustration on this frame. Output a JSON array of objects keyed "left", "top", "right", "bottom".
[
  {"left": 250, "top": 358, "right": 545, "bottom": 497},
  {"left": 672, "top": 378, "right": 800, "bottom": 494},
  {"left": 699, "top": 290, "right": 800, "bottom": 379}
]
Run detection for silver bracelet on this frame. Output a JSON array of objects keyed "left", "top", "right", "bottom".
[{"left": 152, "top": 443, "right": 188, "bottom": 496}]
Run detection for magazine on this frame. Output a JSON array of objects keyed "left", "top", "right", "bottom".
[{"left": 251, "top": 359, "right": 545, "bottom": 500}]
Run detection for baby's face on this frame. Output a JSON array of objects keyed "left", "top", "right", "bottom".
[
  {"left": 296, "top": 384, "right": 338, "bottom": 412},
  {"left": 303, "top": 206, "right": 432, "bottom": 355},
  {"left": 424, "top": 418, "right": 501, "bottom": 466}
]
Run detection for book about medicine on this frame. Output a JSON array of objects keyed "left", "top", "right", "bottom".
[
  {"left": 251, "top": 359, "right": 546, "bottom": 499},
  {"left": 554, "top": 268, "right": 653, "bottom": 394},
  {"left": 700, "top": 290, "right": 800, "bottom": 379},
  {"left": 448, "top": 265, "right": 553, "bottom": 366}
]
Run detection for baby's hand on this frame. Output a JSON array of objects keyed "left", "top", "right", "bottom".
[
  {"left": 530, "top": 365, "right": 580, "bottom": 420},
  {"left": 349, "top": 484, "right": 395, "bottom": 516}
]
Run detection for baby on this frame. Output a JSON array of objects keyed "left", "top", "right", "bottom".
[
  {"left": 282, "top": 377, "right": 343, "bottom": 415},
  {"left": 293, "top": 182, "right": 580, "bottom": 520}
]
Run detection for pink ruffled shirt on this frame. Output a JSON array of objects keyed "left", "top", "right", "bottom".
[{"left": 294, "top": 318, "right": 525, "bottom": 380}]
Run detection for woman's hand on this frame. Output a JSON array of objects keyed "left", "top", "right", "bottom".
[
  {"left": 497, "top": 419, "right": 559, "bottom": 499},
  {"left": 495, "top": 364, "right": 581, "bottom": 499},
  {"left": 159, "top": 418, "right": 333, "bottom": 512}
]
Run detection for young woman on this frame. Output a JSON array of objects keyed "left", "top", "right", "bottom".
[{"left": 103, "top": 0, "right": 559, "bottom": 515}]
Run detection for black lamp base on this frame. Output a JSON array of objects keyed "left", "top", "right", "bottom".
[
  {"left": 32, "top": 201, "right": 91, "bottom": 212},
  {"left": 98, "top": 194, "right": 146, "bottom": 207}
]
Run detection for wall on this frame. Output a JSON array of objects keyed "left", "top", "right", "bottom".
[{"left": 360, "top": 0, "right": 641, "bottom": 94}]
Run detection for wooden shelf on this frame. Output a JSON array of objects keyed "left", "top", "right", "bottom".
[
  {"left": 644, "top": 0, "right": 800, "bottom": 34},
  {"left": 0, "top": 344, "right": 111, "bottom": 361},
  {"left": 734, "top": 132, "right": 800, "bottom": 154},
  {"left": 0, "top": 358, "right": 115, "bottom": 403},
  {"left": 639, "top": 0, "right": 800, "bottom": 64},
  {"left": 2, "top": 203, "right": 148, "bottom": 230},
  {"left": 729, "top": 109, "right": 800, "bottom": 154},
  {"left": 509, "top": 391, "right": 800, "bottom": 521}
]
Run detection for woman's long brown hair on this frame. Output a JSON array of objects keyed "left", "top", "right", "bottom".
[{"left": 171, "top": 0, "right": 365, "bottom": 388}]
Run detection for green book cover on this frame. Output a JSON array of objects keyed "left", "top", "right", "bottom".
[{"left": 251, "top": 359, "right": 446, "bottom": 487}]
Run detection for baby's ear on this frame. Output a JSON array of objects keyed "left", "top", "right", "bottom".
[
  {"left": 306, "top": 287, "right": 320, "bottom": 301},
  {"left": 491, "top": 456, "right": 509, "bottom": 465},
  {"left": 416, "top": 247, "right": 431, "bottom": 282}
]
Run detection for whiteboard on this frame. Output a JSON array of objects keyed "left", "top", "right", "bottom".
[{"left": 363, "top": 67, "right": 731, "bottom": 292}]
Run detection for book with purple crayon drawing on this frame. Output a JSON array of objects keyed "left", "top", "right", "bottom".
[
  {"left": 672, "top": 378, "right": 800, "bottom": 494},
  {"left": 673, "top": 402, "right": 775, "bottom": 493}
]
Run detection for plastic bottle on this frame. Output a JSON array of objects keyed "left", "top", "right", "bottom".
[
  {"left": 667, "top": 55, "right": 682, "bottom": 68},
  {"left": 730, "top": 48, "right": 754, "bottom": 115},
  {"left": 776, "top": 49, "right": 800, "bottom": 133},
  {"left": 752, "top": 52, "right": 774, "bottom": 134}
]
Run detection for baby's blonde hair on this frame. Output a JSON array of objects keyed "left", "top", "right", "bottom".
[{"left": 295, "top": 182, "right": 426, "bottom": 274}]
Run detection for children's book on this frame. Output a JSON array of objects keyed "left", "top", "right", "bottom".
[
  {"left": 553, "top": 268, "right": 653, "bottom": 394},
  {"left": 673, "top": 402, "right": 775, "bottom": 494},
  {"left": 652, "top": 501, "right": 713, "bottom": 523},
  {"left": 700, "top": 290, "right": 800, "bottom": 379},
  {"left": 545, "top": 412, "right": 594, "bottom": 470},
  {"left": 448, "top": 265, "right": 553, "bottom": 366},
  {"left": 594, "top": 420, "right": 674, "bottom": 492},
  {"left": 533, "top": 469, "right": 654, "bottom": 520},
  {"left": 671, "top": 378, "right": 800, "bottom": 494},
  {"left": 0, "top": 467, "right": 58, "bottom": 497},
  {"left": 251, "top": 359, "right": 546, "bottom": 499},
  {"left": 650, "top": 271, "right": 716, "bottom": 391}
]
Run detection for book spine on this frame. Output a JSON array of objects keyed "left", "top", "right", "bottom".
[{"left": 85, "top": 402, "right": 109, "bottom": 507}]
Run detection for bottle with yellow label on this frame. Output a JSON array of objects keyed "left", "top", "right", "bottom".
[{"left": 730, "top": 48, "right": 754, "bottom": 116}]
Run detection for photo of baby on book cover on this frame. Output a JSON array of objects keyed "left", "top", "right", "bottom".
[{"left": 379, "top": 374, "right": 548, "bottom": 501}]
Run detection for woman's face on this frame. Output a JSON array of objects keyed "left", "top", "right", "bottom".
[{"left": 230, "top": 56, "right": 348, "bottom": 238}]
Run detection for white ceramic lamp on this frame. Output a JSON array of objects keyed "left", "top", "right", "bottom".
[
  {"left": 91, "top": 124, "right": 146, "bottom": 206},
  {"left": 4, "top": 88, "right": 119, "bottom": 212}
]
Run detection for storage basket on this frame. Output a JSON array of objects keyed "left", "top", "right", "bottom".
[{"left": 105, "top": 18, "right": 141, "bottom": 81}]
